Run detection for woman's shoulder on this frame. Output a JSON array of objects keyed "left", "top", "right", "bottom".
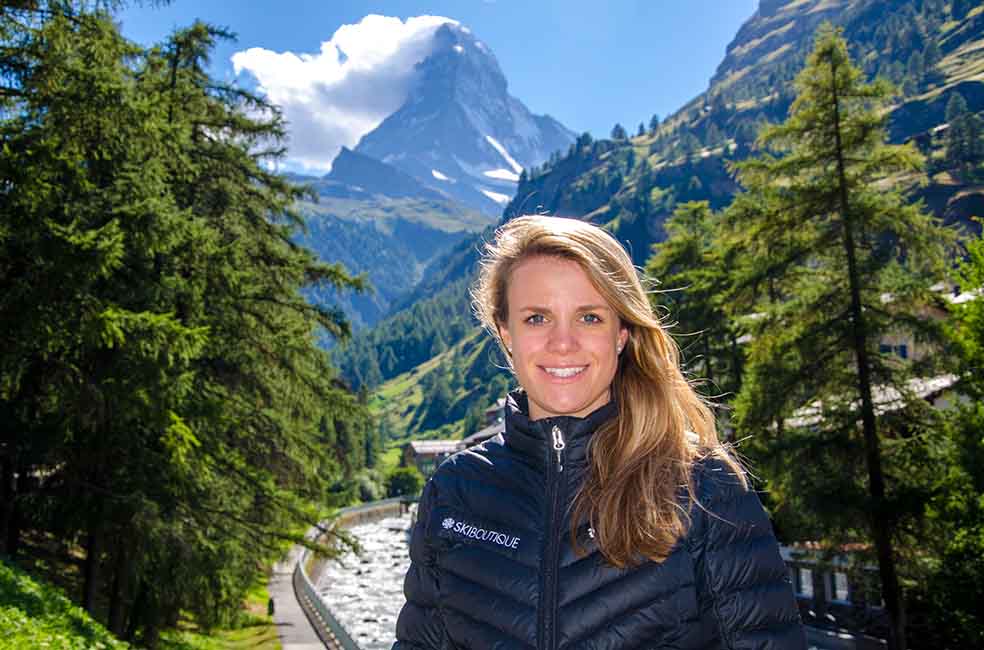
[
  {"left": 686, "top": 449, "right": 774, "bottom": 551},
  {"left": 425, "top": 434, "right": 512, "bottom": 497},
  {"left": 689, "top": 449, "right": 750, "bottom": 504}
]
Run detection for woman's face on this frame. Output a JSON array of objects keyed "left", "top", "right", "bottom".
[{"left": 499, "top": 256, "right": 628, "bottom": 421}]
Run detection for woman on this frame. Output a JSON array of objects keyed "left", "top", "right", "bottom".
[{"left": 393, "top": 215, "right": 806, "bottom": 649}]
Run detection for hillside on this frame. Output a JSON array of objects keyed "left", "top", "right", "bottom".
[
  {"left": 508, "top": 0, "right": 984, "bottom": 259},
  {"left": 0, "top": 559, "right": 279, "bottom": 650},
  {"left": 297, "top": 194, "right": 489, "bottom": 329},
  {"left": 0, "top": 559, "right": 132, "bottom": 650},
  {"left": 343, "top": 0, "right": 984, "bottom": 445}
]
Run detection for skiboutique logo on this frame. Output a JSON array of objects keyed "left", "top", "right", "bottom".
[{"left": 441, "top": 517, "right": 521, "bottom": 549}]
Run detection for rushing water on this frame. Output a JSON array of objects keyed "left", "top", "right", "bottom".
[{"left": 315, "top": 511, "right": 413, "bottom": 649}]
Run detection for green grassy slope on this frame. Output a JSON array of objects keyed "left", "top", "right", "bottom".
[
  {"left": 0, "top": 558, "right": 131, "bottom": 650},
  {"left": 0, "top": 559, "right": 281, "bottom": 650}
]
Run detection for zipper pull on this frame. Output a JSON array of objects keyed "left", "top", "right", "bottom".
[{"left": 551, "top": 425, "right": 566, "bottom": 473}]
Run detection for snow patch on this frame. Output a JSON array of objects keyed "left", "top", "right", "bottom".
[
  {"left": 431, "top": 169, "right": 452, "bottom": 182},
  {"left": 484, "top": 135, "right": 524, "bottom": 174},
  {"left": 483, "top": 168, "right": 520, "bottom": 182},
  {"left": 481, "top": 189, "right": 511, "bottom": 205}
]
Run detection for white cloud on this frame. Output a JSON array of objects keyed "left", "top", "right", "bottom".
[{"left": 232, "top": 15, "right": 457, "bottom": 172}]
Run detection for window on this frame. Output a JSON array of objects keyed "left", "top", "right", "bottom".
[
  {"left": 826, "top": 571, "right": 849, "bottom": 602},
  {"left": 897, "top": 344, "right": 908, "bottom": 359},
  {"left": 798, "top": 567, "right": 814, "bottom": 598},
  {"left": 879, "top": 343, "right": 892, "bottom": 355}
]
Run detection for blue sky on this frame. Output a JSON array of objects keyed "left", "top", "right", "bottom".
[{"left": 119, "top": 1, "right": 758, "bottom": 171}]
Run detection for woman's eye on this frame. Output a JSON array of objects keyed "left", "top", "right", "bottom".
[
  {"left": 582, "top": 313, "right": 602, "bottom": 324},
  {"left": 525, "top": 314, "right": 545, "bottom": 325}
]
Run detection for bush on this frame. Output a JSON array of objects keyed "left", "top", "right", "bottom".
[
  {"left": 385, "top": 466, "right": 424, "bottom": 498},
  {"left": 355, "top": 469, "right": 384, "bottom": 502}
]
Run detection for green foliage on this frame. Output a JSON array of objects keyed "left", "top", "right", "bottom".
[
  {"left": 385, "top": 466, "right": 424, "bottom": 498},
  {"left": 0, "top": 4, "right": 371, "bottom": 647},
  {"left": 903, "top": 224, "right": 984, "bottom": 648},
  {"left": 944, "top": 91, "right": 984, "bottom": 176},
  {"left": 647, "top": 201, "right": 742, "bottom": 398},
  {"left": 0, "top": 558, "right": 132, "bottom": 650}
]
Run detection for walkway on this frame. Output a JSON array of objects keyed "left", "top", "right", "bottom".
[{"left": 269, "top": 546, "right": 325, "bottom": 650}]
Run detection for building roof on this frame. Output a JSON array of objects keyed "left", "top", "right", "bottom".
[
  {"left": 787, "top": 373, "right": 960, "bottom": 428},
  {"left": 461, "top": 421, "right": 504, "bottom": 447},
  {"left": 407, "top": 440, "right": 460, "bottom": 455}
]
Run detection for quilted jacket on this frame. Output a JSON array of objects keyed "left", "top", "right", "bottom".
[{"left": 393, "top": 393, "right": 806, "bottom": 649}]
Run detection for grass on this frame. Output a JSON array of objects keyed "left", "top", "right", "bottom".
[
  {"left": 379, "top": 445, "right": 404, "bottom": 476},
  {"left": 0, "top": 556, "right": 131, "bottom": 650},
  {"left": 1, "top": 555, "right": 280, "bottom": 650},
  {"left": 160, "top": 583, "right": 281, "bottom": 650}
]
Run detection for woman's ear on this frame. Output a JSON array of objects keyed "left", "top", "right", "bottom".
[
  {"left": 498, "top": 322, "right": 513, "bottom": 355},
  {"left": 618, "top": 327, "right": 629, "bottom": 353}
]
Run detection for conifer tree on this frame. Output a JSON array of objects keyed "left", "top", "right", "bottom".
[
  {"left": 610, "top": 122, "right": 627, "bottom": 140},
  {"left": 646, "top": 202, "right": 742, "bottom": 397},
  {"left": 649, "top": 113, "right": 661, "bottom": 133},
  {"left": 726, "top": 25, "right": 956, "bottom": 650}
]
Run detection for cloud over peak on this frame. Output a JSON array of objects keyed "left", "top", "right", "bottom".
[{"left": 232, "top": 15, "right": 458, "bottom": 172}]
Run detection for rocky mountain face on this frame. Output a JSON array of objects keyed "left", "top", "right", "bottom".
[{"left": 354, "top": 23, "right": 576, "bottom": 215}]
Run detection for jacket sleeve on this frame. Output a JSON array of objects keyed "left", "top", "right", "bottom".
[
  {"left": 689, "top": 456, "right": 807, "bottom": 650},
  {"left": 392, "top": 478, "right": 447, "bottom": 650}
]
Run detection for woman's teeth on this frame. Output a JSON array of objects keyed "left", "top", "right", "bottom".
[{"left": 544, "top": 366, "right": 586, "bottom": 378}]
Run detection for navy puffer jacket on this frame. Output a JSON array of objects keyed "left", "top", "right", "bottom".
[{"left": 393, "top": 393, "right": 806, "bottom": 649}]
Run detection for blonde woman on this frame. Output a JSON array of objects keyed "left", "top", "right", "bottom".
[{"left": 393, "top": 215, "right": 805, "bottom": 649}]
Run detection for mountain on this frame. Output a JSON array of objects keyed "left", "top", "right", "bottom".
[
  {"left": 340, "top": 0, "right": 984, "bottom": 440},
  {"left": 354, "top": 23, "right": 577, "bottom": 215},
  {"left": 299, "top": 22, "right": 577, "bottom": 328}
]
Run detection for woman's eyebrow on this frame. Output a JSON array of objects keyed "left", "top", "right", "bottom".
[{"left": 516, "top": 304, "right": 612, "bottom": 312}]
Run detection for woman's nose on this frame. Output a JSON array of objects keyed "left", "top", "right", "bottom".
[{"left": 547, "top": 323, "right": 578, "bottom": 353}]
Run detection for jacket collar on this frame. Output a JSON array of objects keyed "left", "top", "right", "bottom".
[{"left": 502, "top": 389, "right": 617, "bottom": 470}]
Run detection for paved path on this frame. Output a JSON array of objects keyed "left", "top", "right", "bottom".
[{"left": 269, "top": 547, "right": 325, "bottom": 650}]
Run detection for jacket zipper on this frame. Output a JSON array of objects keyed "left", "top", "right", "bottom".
[{"left": 540, "top": 424, "right": 566, "bottom": 650}]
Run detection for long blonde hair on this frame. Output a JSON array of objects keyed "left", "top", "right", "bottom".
[{"left": 472, "top": 215, "right": 744, "bottom": 567}]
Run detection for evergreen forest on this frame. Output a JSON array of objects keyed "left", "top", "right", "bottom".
[{"left": 0, "top": 2, "right": 378, "bottom": 647}]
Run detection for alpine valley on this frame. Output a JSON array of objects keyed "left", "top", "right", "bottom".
[{"left": 329, "top": 0, "right": 984, "bottom": 448}]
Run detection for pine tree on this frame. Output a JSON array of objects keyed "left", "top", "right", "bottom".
[
  {"left": 649, "top": 113, "right": 661, "bottom": 133},
  {"left": 610, "top": 122, "right": 627, "bottom": 140},
  {"left": 646, "top": 202, "right": 742, "bottom": 396},
  {"left": 727, "top": 25, "right": 957, "bottom": 649}
]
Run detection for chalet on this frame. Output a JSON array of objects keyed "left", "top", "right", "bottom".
[{"left": 403, "top": 398, "right": 507, "bottom": 476}]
